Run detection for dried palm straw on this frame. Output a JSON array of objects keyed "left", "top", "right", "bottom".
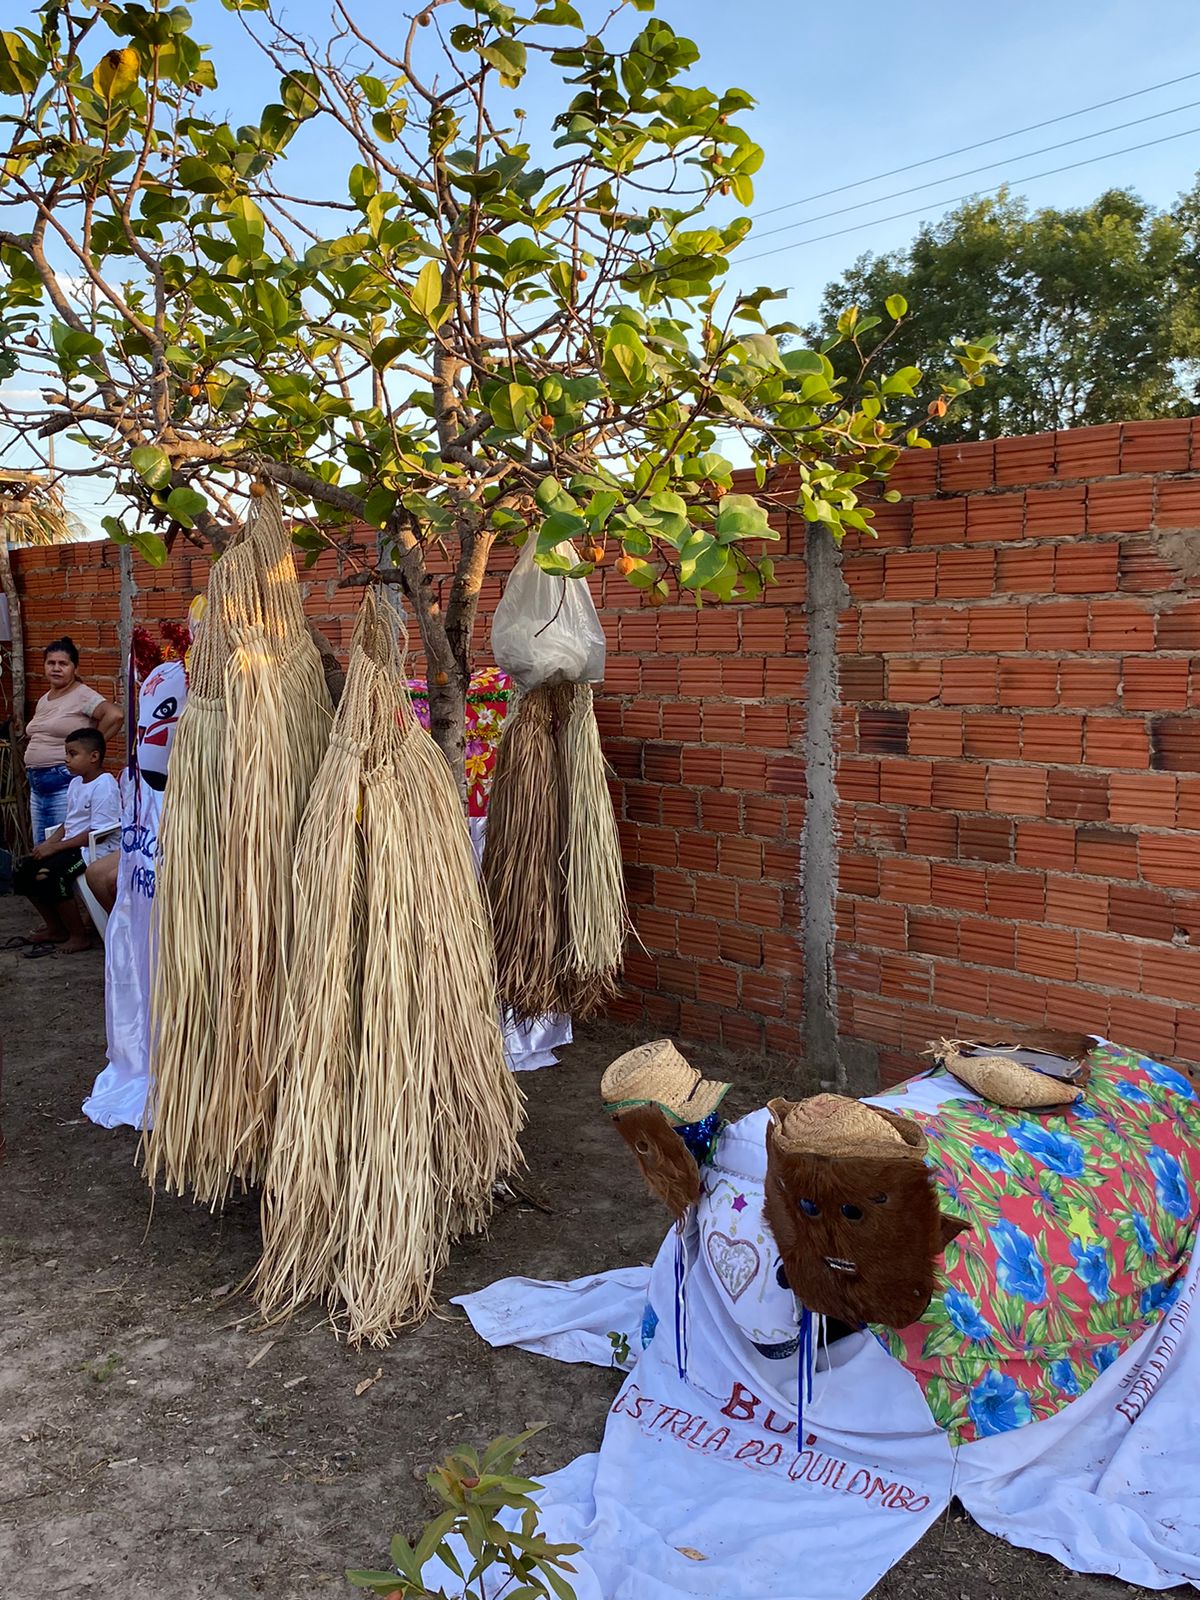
[
  {"left": 482, "top": 681, "right": 568, "bottom": 1023},
  {"left": 143, "top": 572, "right": 231, "bottom": 1195},
  {"left": 145, "top": 490, "right": 332, "bottom": 1206},
  {"left": 242, "top": 491, "right": 335, "bottom": 1149},
  {"left": 560, "top": 682, "right": 627, "bottom": 1016},
  {"left": 262, "top": 593, "right": 522, "bottom": 1343},
  {"left": 484, "top": 678, "right": 626, "bottom": 1022},
  {"left": 254, "top": 613, "right": 377, "bottom": 1318}
]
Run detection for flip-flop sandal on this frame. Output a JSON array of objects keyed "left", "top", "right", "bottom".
[
  {"left": 23, "top": 942, "right": 58, "bottom": 960},
  {"left": 0, "top": 936, "right": 28, "bottom": 950}
]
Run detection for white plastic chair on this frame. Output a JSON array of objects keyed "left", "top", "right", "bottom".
[{"left": 77, "top": 824, "right": 120, "bottom": 940}]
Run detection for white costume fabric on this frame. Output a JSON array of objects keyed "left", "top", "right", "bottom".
[
  {"left": 83, "top": 658, "right": 186, "bottom": 1131},
  {"left": 454, "top": 1082, "right": 1200, "bottom": 1597}
]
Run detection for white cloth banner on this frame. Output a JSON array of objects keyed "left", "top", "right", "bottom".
[
  {"left": 454, "top": 1274, "right": 950, "bottom": 1600},
  {"left": 455, "top": 1095, "right": 1200, "bottom": 1597},
  {"left": 957, "top": 1240, "right": 1200, "bottom": 1589}
]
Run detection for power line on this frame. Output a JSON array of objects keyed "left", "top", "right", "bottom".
[
  {"left": 738, "top": 121, "right": 1200, "bottom": 264},
  {"left": 753, "top": 68, "right": 1200, "bottom": 219},
  {"left": 751, "top": 97, "right": 1200, "bottom": 245}
]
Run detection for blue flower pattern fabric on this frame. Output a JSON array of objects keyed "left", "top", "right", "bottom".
[
  {"left": 967, "top": 1372, "right": 1033, "bottom": 1437},
  {"left": 1069, "top": 1238, "right": 1111, "bottom": 1302},
  {"left": 879, "top": 1044, "right": 1200, "bottom": 1445},
  {"left": 1148, "top": 1145, "right": 1191, "bottom": 1220},
  {"left": 990, "top": 1219, "right": 1047, "bottom": 1305}
]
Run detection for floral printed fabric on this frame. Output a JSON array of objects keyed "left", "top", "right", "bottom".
[
  {"left": 877, "top": 1045, "right": 1200, "bottom": 1445},
  {"left": 406, "top": 666, "right": 511, "bottom": 817}
]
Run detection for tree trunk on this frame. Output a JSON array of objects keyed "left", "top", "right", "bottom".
[
  {"left": 426, "top": 659, "right": 469, "bottom": 797},
  {"left": 0, "top": 538, "right": 26, "bottom": 737}
]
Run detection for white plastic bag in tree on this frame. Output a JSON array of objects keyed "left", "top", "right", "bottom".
[{"left": 491, "top": 536, "right": 606, "bottom": 689}]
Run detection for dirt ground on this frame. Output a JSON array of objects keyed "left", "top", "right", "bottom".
[{"left": 0, "top": 895, "right": 1167, "bottom": 1600}]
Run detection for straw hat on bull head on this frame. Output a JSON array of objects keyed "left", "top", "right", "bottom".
[{"left": 601, "top": 1039, "right": 730, "bottom": 1126}]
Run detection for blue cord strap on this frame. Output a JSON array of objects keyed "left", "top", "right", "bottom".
[
  {"left": 797, "top": 1305, "right": 814, "bottom": 1437},
  {"left": 673, "top": 1228, "right": 689, "bottom": 1380}
]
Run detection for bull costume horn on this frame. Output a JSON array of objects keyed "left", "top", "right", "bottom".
[{"left": 764, "top": 1095, "right": 969, "bottom": 1332}]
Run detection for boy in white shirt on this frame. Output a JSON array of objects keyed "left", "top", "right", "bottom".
[{"left": 16, "top": 727, "right": 120, "bottom": 955}]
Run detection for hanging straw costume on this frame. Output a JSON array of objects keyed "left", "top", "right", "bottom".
[
  {"left": 483, "top": 536, "right": 628, "bottom": 1022},
  {"left": 144, "top": 486, "right": 333, "bottom": 1206},
  {"left": 256, "top": 590, "right": 524, "bottom": 1345}
]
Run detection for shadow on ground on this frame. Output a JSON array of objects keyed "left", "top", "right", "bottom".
[{"left": 0, "top": 896, "right": 1157, "bottom": 1598}]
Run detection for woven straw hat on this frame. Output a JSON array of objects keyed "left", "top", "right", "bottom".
[
  {"left": 937, "top": 1043, "right": 1080, "bottom": 1109},
  {"left": 767, "top": 1094, "right": 920, "bottom": 1159},
  {"left": 601, "top": 1040, "right": 730, "bottom": 1126}
]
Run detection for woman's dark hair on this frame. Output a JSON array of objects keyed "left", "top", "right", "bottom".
[{"left": 44, "top": 636, "right": 79, "bottom": 666}]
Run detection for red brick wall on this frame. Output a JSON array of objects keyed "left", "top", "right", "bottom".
[
  {"left": 9, "top": 416, "right": 1200, "bottom": 1083},
  {"left": 838, "top": 420, "right": 1200, "bottom": 1082}
]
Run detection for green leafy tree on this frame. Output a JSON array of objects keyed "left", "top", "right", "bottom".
[
  {"left": 809, "top": 185, "right": 1200, "bottom": 443},
  {"left": 0, "top": 0, "right": 989, "bottom": 780}
]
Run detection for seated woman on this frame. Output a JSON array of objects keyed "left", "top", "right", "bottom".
[{"left": 23, "top": 635, "right": 121, "bottom": 842}]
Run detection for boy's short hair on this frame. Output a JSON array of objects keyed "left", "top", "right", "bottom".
[{"left": 65, "top": 726, "right": 106, "bottom": 760}]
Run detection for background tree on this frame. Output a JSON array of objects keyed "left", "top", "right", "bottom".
[
  {"left": 809, "top": 184, "right": 1200, "bottom": 443},
  {"left": 0, "top": 0, "right": 990, "bottom": 781}
]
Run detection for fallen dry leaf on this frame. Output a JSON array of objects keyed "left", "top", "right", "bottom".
[
  {"left": 245, "top": 1339, "right": 277, "bottom": 1371},
  {"left": 354, "top": 1366, "right": 384, "bottom": 1397},
  {"left": 676, "top": 1548, "right": 707, "bottom": 1561}
]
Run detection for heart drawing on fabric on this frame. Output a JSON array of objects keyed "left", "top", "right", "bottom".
[{"left": 706, "top": 1231, "right": 760, "bottom": 1303}]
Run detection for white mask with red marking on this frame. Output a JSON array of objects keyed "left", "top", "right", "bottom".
[{"left": 136, "top": 659, "right": 187, "bottom": 790}]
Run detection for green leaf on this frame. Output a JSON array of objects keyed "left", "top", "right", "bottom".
[
  {"left": 344, "top": 1569, "right": 409, "bottom": 1594},
  {"left": 481, "top": 38, "right": 527, "bottom": 87},
  {"left": 92, "top": 46, "right": 139, "bottom": 102},
  {"left": 537, "top": 509, "right": 588, "bottom": 550},
  {"left": 0, "top": 31, "right": 40, "bottom": 96},
  {"left": 130, "top": 446, "right": 172, "bottom": 490},
  {"left": 363, "top": 485, "right": 397, "bottom": 528},
  {"left": 280, "top": 70, "right": 321, "bottom": 118},
  {"left": 885, "top": 292, "right": 909, "bottom": 320},
  {"left": 602, "top": 322, "right": 647, "bottom": 390},
  {"left": 164, "top": 486, "right": 207, "bottom": 529},
  {"left": 224, "top": 195, "right": 265, "bottom": 260},
  {"left": 132, "top": 531, "right": 169, "bottom": 568},
  {"left": 408, "top": 258, "right": 443, "bottom": 320},
  {"left": 714, "top": 493, "right": 771, "bottom": 542},
  {"left": 370, "top": 336, "right": 409, "bottom": 372},
  {"left": 177, "top": 157, "right": 229, "bottom": 196},
  {"left": 533, "top": 1, "right": 584, "bottom": 24}
]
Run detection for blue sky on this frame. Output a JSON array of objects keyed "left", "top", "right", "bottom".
[
  {"left": 198, "top": 0, "right": 1200, "bottom": 319},
  {"left": 6, "top": 0, "right": 1200, "bottom": 526}
]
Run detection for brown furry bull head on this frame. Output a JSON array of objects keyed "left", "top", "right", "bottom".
[
  {"left": 764, "top": 1097, "right": 969, "bottom": 1330},
  {"left": 611, "top": 1104, "right": 702, "bottom": 1224}
]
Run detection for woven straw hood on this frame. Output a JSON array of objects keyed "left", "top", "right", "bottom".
[
  {"left": 934, "top": 1040, "right": 1083, "bottom": 1109},
  {"left": 767, "top": 1093, "right": 922, "bottom": 1160},
  {"left": 601, "top": 1040, "right": 730, "bottom": 1125}
]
